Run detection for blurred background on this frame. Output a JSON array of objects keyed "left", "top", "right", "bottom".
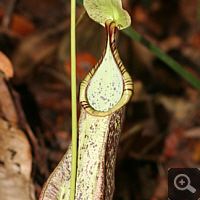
[{"left": 0, "top": 0, "right": 199, "bottom": 199}]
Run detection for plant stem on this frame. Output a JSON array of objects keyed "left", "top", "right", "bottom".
[
  {"left": 123, "top": 28, "right": 200, "bottom": 90},
  {"left": 70, "top": 0, "right": 77, "bottom": 199}
]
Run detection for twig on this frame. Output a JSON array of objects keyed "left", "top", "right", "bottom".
[
  {"left": 41, "top": 65, "right": 71, "bottom": 86},
  {"left": 120, "top": 124, "right": 143, "bottom": 143}
]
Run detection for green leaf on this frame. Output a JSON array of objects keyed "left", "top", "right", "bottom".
[{"left": 83, "top": 0, "right": 131, "bottom": 30}]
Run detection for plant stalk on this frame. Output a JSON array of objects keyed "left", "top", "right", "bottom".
[{"left": 70, "top": 0, "right": 77, "bottom": 199}]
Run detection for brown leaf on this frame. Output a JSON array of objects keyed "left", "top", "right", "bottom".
[
  {"left": 11, "top": 20, "right": 69, "bottom": 84},
  {"left": 0, "top": 51, "right": 14, "bottom": 79},
  {"left": 0, "top": 9, "right": 35, "bottom": 37},
  {"left": 64, "top": 52, "right": 97, "bottom": 80},
  {"left": 0, "top": 76, "right": 18, "bottom": 123},
  {"left": 0, "top": 117, "right": 36, "bottom": 200}
]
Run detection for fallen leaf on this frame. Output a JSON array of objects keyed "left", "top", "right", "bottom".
[
  {"left": 0, "top": 9, "right": 35, "bottom": 37},
  {"left": 156, "top": 95, "right": 196, "bottom": 122},
  {"left": 0, "top": 76, "right": 18, "bottom": 123},
  {"left": 64, "top": 52, "right": 97, "bottom": 80},
  {"left": 0, "top": 117, "right": 36, "bottom": 200},
  {"left": 0, "top": 51, "right": 14, "bottom": 79}
]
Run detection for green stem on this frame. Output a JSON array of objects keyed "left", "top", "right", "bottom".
[
  {"left": 76, "top": 9, "right": 86, "bottom": 27},
  {"left": 122, "top": 28, "right": 200, "bottom": 90},
  {"left": 70, "top": 0, "right": 77, "bottom": 199}
]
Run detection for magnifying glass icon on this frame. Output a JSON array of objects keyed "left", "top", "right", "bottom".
[{"left": 174, "top": 174, "right": 196, "bottom": 193}]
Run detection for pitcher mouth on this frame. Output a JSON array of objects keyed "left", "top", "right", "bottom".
[{"left": 79, "top": 20, "right": 133, "bottom": 117}]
